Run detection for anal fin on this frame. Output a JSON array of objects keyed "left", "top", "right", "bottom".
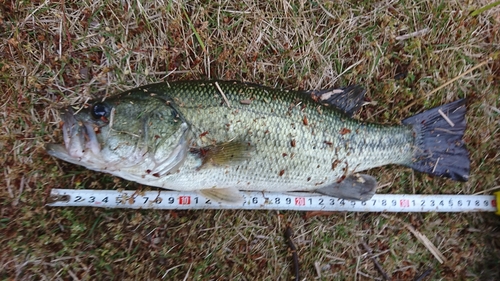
[
  {"left": 315, "top": 174, "right": 377, "bottom": 201},
  {"left": 199, "top": 187, "right": 244, "bottom": 204}
]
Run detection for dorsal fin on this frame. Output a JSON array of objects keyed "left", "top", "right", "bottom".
[{"left": 306, "top": 85, "right": 366, "bottom": 117}]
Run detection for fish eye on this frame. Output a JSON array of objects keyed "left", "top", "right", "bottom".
[{"left": 91, "top": 102, "right": 111, "bottom": 120}]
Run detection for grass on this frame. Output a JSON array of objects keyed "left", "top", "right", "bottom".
[{"left": 1, "top": 0, "right": 499, "bottom": 280}]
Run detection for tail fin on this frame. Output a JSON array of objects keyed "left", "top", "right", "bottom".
[{"left": 402, "top": 99, "right": 469, "bottom": 181}]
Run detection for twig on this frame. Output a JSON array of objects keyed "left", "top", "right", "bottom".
[
  {"left": 317, "top": 2, "right": 336, "bottom": 19},
  {"left": 414, "top": 268, "right": 433, "bottom": 281},
  {"left": 162, "top": 264, "right": 186, "bottom": 279},
  {"left": 314, "top": 261, "right": 322, "bottom": 279},
  {"left": 431, "top": 157, "right": 440, "bottom": 174},
  {"left": 474, "top": 185, "right": 500, "bottom": 195},
  {"left": 489, "top": 105, "right": 500, "bottom": 114},
  {"left": 404, "top": 224, "right": 446, "bottom": 264},
  {"left": 403, "top": 57, "right": 492, "bottom": 111},
  {"left": 284, "top": 226, "right": 299, "bottom": 281},
  {"left": 360, "top": 242, "right": 390, "bottom": 280},
  {"left": 215, "top": 82, "right": 231, "bottom": 108},
  {"left": 425, "top": 58, "right": 491, "bottom": 97},
  {"left": 395, "top": 28, "right": 430, "bottom": 41},
  {"left": 438, "top": 109, "right": 455, "bottom": 127},
  {"left": 335, "top": 59, "right": 363, "bottom": 82},
  {"left": 182, "top": 263, "right": 193, "bottom": 281}
]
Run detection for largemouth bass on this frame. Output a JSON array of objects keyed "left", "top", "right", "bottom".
[{"left": 46, "top": 80, "right": 469, "bottom": 202}]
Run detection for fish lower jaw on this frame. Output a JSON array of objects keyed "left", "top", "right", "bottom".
[
  {"left": 48, "top": 143, "right": 177, "bottom": 182},
  {"left": 47, "top": 143, "right": 117, "bottom": 171}
]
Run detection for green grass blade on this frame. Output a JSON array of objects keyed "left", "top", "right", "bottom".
[
  {"left": 470, "top": 1, "right": 500, "bottom": 16},
  {"left": 182, "top": 7, "right": 206, "bottom": 51}
]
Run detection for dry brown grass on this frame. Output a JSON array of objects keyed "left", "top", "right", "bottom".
[{"left": 1, "top": 0, "right": 500, "bottom": 280}]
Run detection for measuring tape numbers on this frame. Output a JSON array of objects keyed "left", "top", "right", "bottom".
[{"left": 47, "top": 189, "right": 500, "bottom": 213}]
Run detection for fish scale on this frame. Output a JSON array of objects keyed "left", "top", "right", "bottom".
[{"left": 137, "top": 81, "right": 414, "bottom": 191}]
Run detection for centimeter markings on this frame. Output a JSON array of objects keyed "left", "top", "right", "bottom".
[{"left": 47, "top": 189, "right": 498, "bottom": 213}]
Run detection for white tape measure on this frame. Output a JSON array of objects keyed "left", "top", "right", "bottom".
[{"left": 47, "top": 189, "right": 500, "bottom": 213}]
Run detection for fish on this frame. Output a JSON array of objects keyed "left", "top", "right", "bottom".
[{"left": 46, "top": 80, "right": 470, "bottom": 203}]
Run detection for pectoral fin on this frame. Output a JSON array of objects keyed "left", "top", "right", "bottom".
[
  {"left": 315, "top": 174, "right": 377, "bottom": 201},
  {"left": 192, "top": 140, "right": 253, "bottom": 169},
  {"left": 199, "top": 187, "right": 244, "bottom": 204}
]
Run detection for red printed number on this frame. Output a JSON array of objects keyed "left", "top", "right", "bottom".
[
  {"left": 400, "top": 199, "right": 410, "bottom": 208},
  {"left": 179, "top": 196, "right": 191, "bottom": 205},
  {"left": 295, "top": 197, "right": 305, "bottom": 206}
]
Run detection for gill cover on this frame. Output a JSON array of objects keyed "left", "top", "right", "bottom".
[{"left": 95, "top": 94, "right": 189, "bottom": 176}]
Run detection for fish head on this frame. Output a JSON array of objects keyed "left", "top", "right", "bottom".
[{"left": 46, "top": 94, "right": 189, "bottom": 179}]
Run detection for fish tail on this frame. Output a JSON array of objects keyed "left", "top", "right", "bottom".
[{"left": 402, "top": 99, "right": 469, "bottom": 181}]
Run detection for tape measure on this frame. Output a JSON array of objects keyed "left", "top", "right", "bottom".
[{"left": 47, "top": 189, "right": 500, "bottom": 214}]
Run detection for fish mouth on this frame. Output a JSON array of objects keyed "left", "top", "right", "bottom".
[{"left": 46, "top": 107, "right": 101, "bottom": 163}]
